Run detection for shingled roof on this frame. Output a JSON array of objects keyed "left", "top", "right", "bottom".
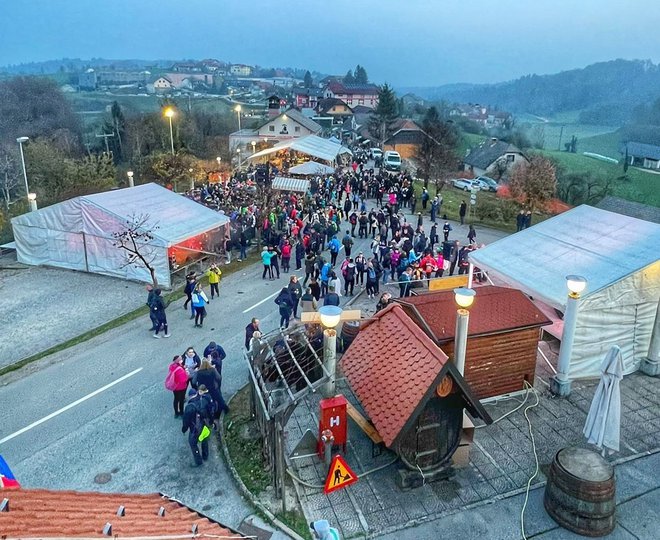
[
  {"left": 396, "top": 286, "right": 551, "bottom": 344},
  {"left": 0, "top": 489, "right": 246, "bottom": 538},
  {"left": 595, "top": 196, "right": 660, "bottom": 224},
  {"left": 340, "top": 304, "right": 491, "bottom": 448},
  {"left": 464, "top": 139, "right": 526, "bottom": 169}
]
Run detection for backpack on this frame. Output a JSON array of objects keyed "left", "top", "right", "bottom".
[{"left": 165, "top": 369, "right": 177, "bottom": 391}]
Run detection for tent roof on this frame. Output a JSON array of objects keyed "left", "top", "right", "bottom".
[
  {"left": 271, "top": 176, "right": 310, "bottom": 193},
  {"left": 13, "top": 183, "right": 229, "bottom": 246},
  {"left": 469, "top": 205, "right": 660, "bottom": 310},
  {"left": 248, "top": 135, "right": 352, "bottom": 162},
  {"left": 288, "top": 161, "right": 335, "bottom": 175}
]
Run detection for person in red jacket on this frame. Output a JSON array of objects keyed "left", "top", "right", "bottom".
[
  {"left": 419, "top": 251, "right": 438, "bottom": 281},
  {"left": 167, "top": 355, "right": 189, "bottom": 418},
  {"left": 281, "top": 240, "right": 292, "bottom": 273}
]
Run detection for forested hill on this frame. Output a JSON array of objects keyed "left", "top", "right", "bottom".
[{"left": 401, "top": 59, "right": 660, "bottom": 122}]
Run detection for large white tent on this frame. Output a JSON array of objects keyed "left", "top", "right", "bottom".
[
  {"left": 248, "top": 135, "right": 352, "bottom": 163},
  {"left": 11, "top": 183, "right": 229, "bottom": 288},
  {"left": 469, "top": 205, "right": 660, "bottom": 379}
]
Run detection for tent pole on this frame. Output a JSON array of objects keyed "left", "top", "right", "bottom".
[
  {"left": 81, "top": 232, "right": 90, "bottom": 272},
  {"left": 641, "top": 301, "right": 660, "bottom": 376}
]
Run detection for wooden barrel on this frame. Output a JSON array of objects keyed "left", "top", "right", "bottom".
[
  {"left": 544, "top": 447, "right": 615, "bottom": 537},
  {"left": 340, "top": 321, "right": 361, "bottom": 352}
]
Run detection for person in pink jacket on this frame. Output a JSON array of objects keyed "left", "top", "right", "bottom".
[{"left": 166, "top": 355, "right": 189, "bottom": 418}]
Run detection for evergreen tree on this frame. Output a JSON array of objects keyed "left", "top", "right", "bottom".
[
  {"left": 344, "top": 69, "right": 355, "bottom": 84},
  {"left": 368, "top": 84, "right": 399, "bottom": 147},
  {"left": 354, "top": 65, "right": 368, "bottom": 84},
  {"left": 303, "top": 71, "right": 313, "bottom": 88}
]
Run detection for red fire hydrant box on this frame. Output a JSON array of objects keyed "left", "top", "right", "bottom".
[{"left": 318, "top": 395, "right": 348, "bottom": 455}]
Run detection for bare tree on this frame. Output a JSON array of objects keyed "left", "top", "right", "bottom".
[
  {"left": 0, "top": 150, "right": 21, "bottom": 209},
  {"left": 112, "top": 213, "right": 161, "bottom": 286}
]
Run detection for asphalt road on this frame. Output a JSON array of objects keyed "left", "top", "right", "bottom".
[{"left": 0, "top": 197, "right": 506, "bottom": 531}]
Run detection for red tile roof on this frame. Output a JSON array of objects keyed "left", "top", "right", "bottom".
[
  {"left": 0, "top": 489, "right": 246, "bottom": 538},
  {"left": 340, "top": 304, "right": 450, "bottom": 448},
  {"left": 397, "top": 286, "right": 551, "bottom": 343}
]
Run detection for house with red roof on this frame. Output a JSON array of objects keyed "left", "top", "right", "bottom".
[
  {"left": 323, "top": 81, "right": 379, "bottom": 109},
  {"left": 0, "top": 488, "right": 248, "bottom": 538}
]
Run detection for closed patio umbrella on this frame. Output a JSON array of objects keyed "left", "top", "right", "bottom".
[{"left": 583, "top": 345, "right": 623, "bottom": 455}]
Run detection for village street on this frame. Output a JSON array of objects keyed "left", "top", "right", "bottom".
[{"left": 0, "top": 197, "right": 506, "bottom": 534}]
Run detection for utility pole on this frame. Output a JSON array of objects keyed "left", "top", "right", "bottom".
[
  {"left": 557, "top": 125, "right": 564, "bottom": 152},
  {"left": 96, "top": 132, "right": 114, "bottom": 155}
]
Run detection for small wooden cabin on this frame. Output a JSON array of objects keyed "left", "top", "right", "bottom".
[
  {"left": 397, "top": 286, "right": 551, "bottom": 400},
  {"left": 340, "top": 304, "right": 491, "bottom": 478}
]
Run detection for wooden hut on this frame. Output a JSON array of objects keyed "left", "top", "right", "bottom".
[
  {"left": 340, "top": 304, "right": 492, "bottom": 487},
  {"left": 397, "top": 286, "right": 551, "bottom": 400}
]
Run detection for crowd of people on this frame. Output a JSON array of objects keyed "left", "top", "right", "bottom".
[{"left": 162, "top": 151, "right": 492, "bottom": 466}]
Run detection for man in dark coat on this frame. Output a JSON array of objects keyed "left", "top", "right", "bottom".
[
  {"left": 151, "top": 289, "right": 170, "bottom": 338},
  {"left": 181, "top": 385, "right": 214, "bottom": 466},
  {"left": 244, "top": 318, "right": 260, "bottom": 349}
]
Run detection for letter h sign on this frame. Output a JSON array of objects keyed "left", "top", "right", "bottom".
[{"left": 318, "top": 395, "right": 348, "bottom": 455}]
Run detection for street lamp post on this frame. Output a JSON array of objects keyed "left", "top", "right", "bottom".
[
  {"left": 163, "top": 107, "right": 175, "bottom": 155},
  {"left": 235, "top": 104, "right": 242, "bottom": 132},
  {"left": 126, "top": 170, "right": 134, "bottom": 188},
  {"left": 251, "top": 140, "right": 256, "bottom": 154},
  {"left": 216, "top": 156, "right": 222, "bottom": 168},
  {"left": 236, "top": 148, "right": 242, "bottom": 170},
  {"left": 319, "top": 305, "right": 342, "bottom": 397},
  {"left": 189, "top": 167, "right": 195, "bottom": 191},
  {"left": 453, "top": 287, "right": 476, "bottom": 375},
  {"left": 551, "top": 275, "right": 587, "bottom": 397},
  {"left": 16, "top": 136, "right": 30, "bottom": 201}
]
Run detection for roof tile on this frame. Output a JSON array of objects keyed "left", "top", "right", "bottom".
[
  {"left": 0, "top": 489, "right": 245, "bottom": 538},
  {"left": 340, "top": 304, "right": 449, "bottom": 448},
  {"left": 398, "top": 286, "right": 551, "bottom": 342}
]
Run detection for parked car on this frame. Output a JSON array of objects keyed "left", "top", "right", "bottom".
[
  {"left": 473, "top": 176, "right": 498, "bottom": 192},
  {"left": 370, "top": 148, "right": 383, "bottom": 160},
  {"left": 451, "top": 178, "right": 481, "bottom": 191},
  {"left": 383, "top": 150, "right": 402, "bottom": 171}
]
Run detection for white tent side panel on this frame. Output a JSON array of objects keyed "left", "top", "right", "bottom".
[
  {"left": 570, "top": 261, "right": 660, "bottom": 379},
  {"left": 80, "top": 202, "right": 170, "bottom": 287},
  {"left": 11, "top": 198, "right": 86, "bottom": 270}
]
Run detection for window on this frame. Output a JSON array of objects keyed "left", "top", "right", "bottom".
[
  {"left": 507, "top": 154, "right": 515, "bottom": 163},
  {"left": 269, "top": 125, "right": 275, "bottom": 132},
  {"left": 358, "top": 99, "right": 364, "bottom": 105},
  {"left": 295, "top": 126, "right": 300, "bottom": 133}
]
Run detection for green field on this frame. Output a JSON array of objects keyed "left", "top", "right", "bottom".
[
  {"left": 516, "top": 111, "right": 618, "bottom": 152},
  {"left": 578, "top": 131, "right": 623, "bottom": 158},
  {"left": 540, "top": 150, "right": 660, "bottom": 207}
]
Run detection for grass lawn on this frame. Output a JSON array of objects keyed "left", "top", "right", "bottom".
[
  {"left": 541, "top": 150, "right": 660, "bottom": 207},
  {"left": 579, "top": 130, "right": 623, "bottom": 158}
]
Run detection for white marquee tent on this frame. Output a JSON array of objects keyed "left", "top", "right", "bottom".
[
  {"left": 288, "top": 161, "right": 336, "bottom": 175},
  {"left": 248, "top": 135, "right": 352, "bottom": 163},
  {"left": 11, "top": 183, "right": 229, "bottom": 288},
  {"left": 469, "top": 205, "right": 660, "bottom": 379}
]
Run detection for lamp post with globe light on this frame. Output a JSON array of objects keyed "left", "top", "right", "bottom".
[
  {"left": 127, "top": 170, "right": 134, "bottom": 188},
  {"left": 453, "top": 287, "right": 476, "bottom": 375},
  {"left": 16, "top": 136, "right": 31, "bottom": 203},
  {"left": 551, "top": 275, "right": 587, "bottom": 396},
  {"left": 163, "top": 107, "right": 175, "bottom": 155},
  {"left": 235, "top": 104, "right": 242, "bottom": 132},
  {"left": 318, "top": 305, "right": 342, "bottom": 397},
  {"left": 236, "top": 148, "right": 242, "bottom": 170}
]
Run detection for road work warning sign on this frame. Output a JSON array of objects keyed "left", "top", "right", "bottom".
[{"left": 323, "top": 454, "right": 358, "bottom": 494}]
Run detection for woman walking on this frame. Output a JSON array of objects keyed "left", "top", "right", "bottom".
[
  {"left": 166, "top": 355, "right": 189, "bottom": 417},
  {"left": 192, "top": 284, "right": 209, "bottom": 328},
  {"left": 274, "top": 287, "right": 294, "bottom": 329}
]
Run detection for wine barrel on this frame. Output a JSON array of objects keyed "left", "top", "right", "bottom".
[
  {"left": 544, "top": 447, "right": 615, "bottom": 537},
  {"left": 340, "top": 321, "right": 361, "bottom": 352}
]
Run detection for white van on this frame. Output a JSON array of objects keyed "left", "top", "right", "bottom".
[{"left": 383, "top": 151, "right": 402, "bottom": 171}]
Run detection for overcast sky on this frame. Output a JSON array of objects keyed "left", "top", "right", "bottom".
[{"left": 1, "top": 0, "right": 658, "bottom": 86}]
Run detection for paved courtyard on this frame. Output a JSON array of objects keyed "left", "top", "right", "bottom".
[{"left": 282, "top": 290, "right": 660, "bottom": 538}]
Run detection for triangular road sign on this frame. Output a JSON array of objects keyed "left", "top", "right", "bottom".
[{"left": 324, "top": 454, "right": 358, "bottom": 494}]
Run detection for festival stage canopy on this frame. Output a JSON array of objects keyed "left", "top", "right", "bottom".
[{"left": 248, "top": 135, "right": 352, "bottom": 163}]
